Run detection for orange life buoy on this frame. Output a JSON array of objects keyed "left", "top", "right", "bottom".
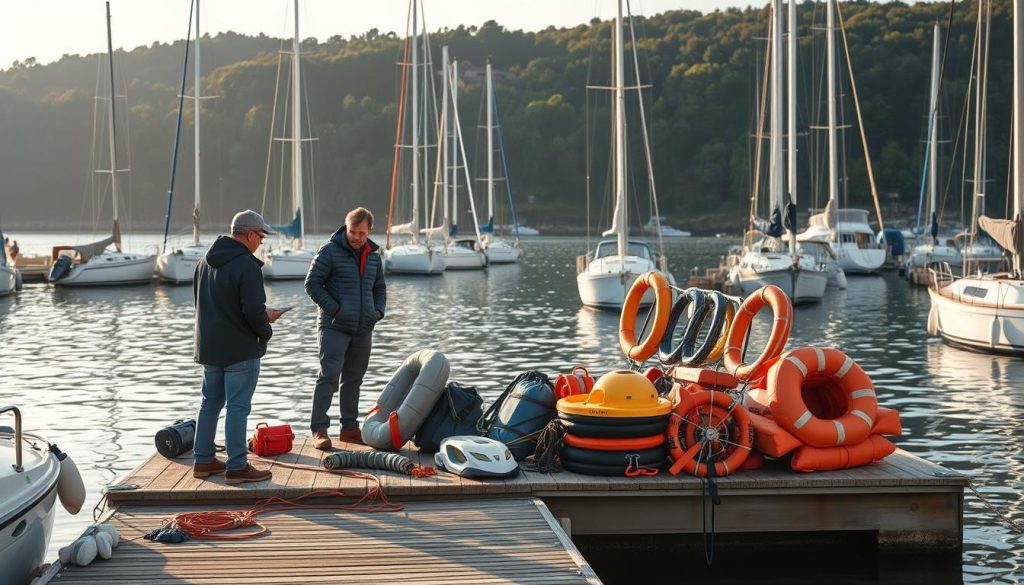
[
  {"left": 665, "top": 386, "right": 752, "bottom": 477},
  {"left": 554, "top": 366, "right": 594, "bottom": 400},
  {"left": 722, "top": 285, "right": 792, "bottom": 382},
  {"left": 619, "top": 271, "right": 673, "bottom": 363},
  {"left": 767, "top": 347, "right": 877, "bottom": 448},
  {"left": 563, "top": 433, "right": 665, "bottom": 451},
  {"left": 790, "top": 434, "right": 895, "bottom": 472}
]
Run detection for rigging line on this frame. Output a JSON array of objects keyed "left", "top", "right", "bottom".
[
  {"left": 301, "top": 49, "right": 317, "bottom": 237},
  {"left": 276, "top": 57, "right": 292, "bottom": 228},
  {"left": 162, "top": 0, "right": 195, "bottom": 253},
  {"left": 386, "top": 6, "right": 413, "bottom": 250},
  {"left": 922, "top": 0, "right": 961, "bottom": 233},
  {"left": 937, "top": 8, "right": 975, "bottom": 235},
  {"left": 835, "top": 0, "right": 884, "bottom": 230},
  {"left": 259, "top": 38, "right": 286, "bottom": 217},
  {"left": 80, "top": 55, "right": 102, "bottom": 237},
  {"left": 493, "top": 90, "right": 521, "bottom": 241}
]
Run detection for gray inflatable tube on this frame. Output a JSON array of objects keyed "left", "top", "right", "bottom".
[{"left": 363, "top": 349, "right": 450, "bottom": 450}]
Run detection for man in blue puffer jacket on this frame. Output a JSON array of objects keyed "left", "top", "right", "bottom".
[{"left": 305, "top": 207, "right": 386, "bottom": 450}]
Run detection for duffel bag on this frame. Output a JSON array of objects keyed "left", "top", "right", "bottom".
[
  {"left": 413, "top": 381, "right": 484, "bottom": 453},
  {"left": 478, "top": 370, "right": 555, "bottom": 461}
]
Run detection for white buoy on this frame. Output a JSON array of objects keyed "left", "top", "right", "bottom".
[
  {"left": 58, "top": 536, "right": 97, "bottom": 567},
  {"left": 96, "top": 523, "right": 120, "bottom": 548},
  {"left": 56, "top": 452, "right": 86, "bottom": 514},
  {"left": 94, "top": 531, "right": 113, "bottom": 560}
]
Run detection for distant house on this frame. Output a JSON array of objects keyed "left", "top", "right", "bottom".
[{"left": 458, "top": 65, "right": 515, "bottom": 88}]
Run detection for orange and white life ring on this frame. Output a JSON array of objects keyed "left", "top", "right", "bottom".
[
  {"left": 619, "top": 271, "right": 673, "bottom": 362},
  {"left": 665, "top": 387, "right": 752, "bottom": 477},
  {"left": 767, "top": 347, "right": 877, "bottom": 448},
  {"left": 722, "top": 285, "right": 792, "bottom": 382}
]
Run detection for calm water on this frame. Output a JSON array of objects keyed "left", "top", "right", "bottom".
[{"left": 1, "top": 234, "right": 1022, "bottom": 583}]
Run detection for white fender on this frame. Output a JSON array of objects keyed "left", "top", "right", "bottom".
[
  {"left": 94, "top": 531, "right": 113, "bottom": 560},
  {"left": 59, "top": 536, "right": 97, "bottom": 567},
  {"left": 57, "top": 453, "right": 86, "bottom": 515}
]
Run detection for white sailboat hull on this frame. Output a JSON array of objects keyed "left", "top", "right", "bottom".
[
  {"left": 484, "top": 238, "right": 520, "bottom": 264},
  {"left": 0, "top": 266, "right": 15, "bottom": 296},
  {"left": 384, "top": 244, "right": 444, "bottom": 275},
  {"left": 837, "top": 245, "right": 887, "bottom": 274},
  {"left": 440, "top": 246, "right": 486, "bottom": 270},
  {"left": 929, "top": 276, "right": 1024, "bottom": 355},
  {"left": 155, "top": 245, "right": 206, "bottom": 284},
  {"left": 577, "top": 256, "right": 675, "bottom": 310},
  {"left": 907, "top": 243, "right": 961, "bottom": 269},
  {"left": 734, "top": 251, "right": 827, "bottom": 304},
  {"left": 261, "top": 248, "right": 315, "bottom": 280},
  {"left": 1, "top": 430, "right": 61, "bottom": 585},
  {"left": 52, "top": 253, "right": 156, "bottom": 286}
]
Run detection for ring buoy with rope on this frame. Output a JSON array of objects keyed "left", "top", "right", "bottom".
[
  {"left": 554, "top": 366, "right": 594, "bottom": 400},
  {"left": 705, "top": 295, "right": 738, "bottom": 364},
  {"left": 665, "top": 387, "right": 752, "bottom": 477},
  {"left": 722, "top": 285, "right": 792, "bottom": 382},
  {"left": 767, "top": 347, "right": 877, "bottom": 448},
  {"left": 619, "top": 271, "right": 673, "bottom": 362},
  {"left": 563, "top": 433, "right": 665, "bottom": 451},
  {"left": 657, "top": 288, "right": 708, "bottom": 366}
]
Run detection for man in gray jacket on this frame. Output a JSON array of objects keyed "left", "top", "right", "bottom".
[{"left": 305, "top": 207, "right": 386, "bottom": 449}]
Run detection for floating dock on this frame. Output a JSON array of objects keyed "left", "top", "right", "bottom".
[{"left": 45, "top": 437, "right": 966, "bottom": 583}]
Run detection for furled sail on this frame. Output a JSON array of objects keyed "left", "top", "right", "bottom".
[
  {"left": 269, "top": 210, "right": 302, "bottom": 239},
  {"left": 979, "top": 215, "right": 1022, "bottom": 256}
]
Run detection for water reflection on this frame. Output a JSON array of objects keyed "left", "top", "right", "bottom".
[{"left": 0, "top": 238, "right": 1020, "bottom": 582}]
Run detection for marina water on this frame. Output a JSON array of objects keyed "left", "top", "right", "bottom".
[{"left": 1, "top": 233, "right": 1021, "bottom": 583}]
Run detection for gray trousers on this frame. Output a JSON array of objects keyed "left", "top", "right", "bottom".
[{"left": 310, "top": 328, "right": 373, "bottom": 432}]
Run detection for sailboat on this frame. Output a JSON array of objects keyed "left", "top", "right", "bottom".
[
  {"left": 927, "top": 0, "right": 1024, "bottom": 355},
  {"left": 261, "top": 0, "right": 316, "bottom": 280},
  {"left": 383, "top": 0, "right": 445, "bottom": 275},
  {"left": 432, "top": 51, "right": 486, "bottom": 271},
  {"left": 576, "top": 0, "right": 675, "bottom": 310},
  {"left": 156, "top": 0, "right": 210, "bottom": 284},
  {"left": 479, "top": 62, "right": 521, "bottom": 264},
  {"left": 48, "top": 2, "right": 157, "bottom": 287},
  {"left": 732, "top": 0, "right": 827, "bottom": 304},
  {"left": 906, "top": 24, "right": 961, "bottom": 278},
  {"left": 0, "top": 228, "right": 19, "bottom": 296},
  {"left": 799, "top": 0, "right": 886, "bottom": 275}
]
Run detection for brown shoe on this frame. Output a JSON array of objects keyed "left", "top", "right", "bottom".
[
  {"left": 225, "top": 464, "right": 272, "bottom": 485},
  {"left": 339, "top": 428, "right": 364, "bottom": 445},
  {"left": 312, "top": 429, "right": 333, "bottom": 451},
  {"left": 193, "top": 458, "right": 226, "bottom": 479}
]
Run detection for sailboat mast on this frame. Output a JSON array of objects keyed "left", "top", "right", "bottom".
[
  {"left": 927, "top": 23, "right": 940, "bottom": 243},
  {"left": 826, "top": 0, "right": 838, "bottom": 220},
  {"left": 614, "top": 0, "right": 627, "bottom": 263},
  {"left": 487, "top": 62, "right": 495, "bottom": 226},
  {"left": 972, "top": 0, "right": 990, "bottom": 226},
  {"left": 787, "top": 0, "right": 797, "bottom": 254},
  {"left": 291, "top": 0, "right": 304, "bottom": 249},
  {"left": 105, "top": 1, "right": 121, "bottom": 250},
  {"left": 1014, "top": 0, "right": 1023, "bottom": 276},
  {"left": 770, "top": 0, "right": 783, "bottom": 221},
  {"left": 411, "top": 0, "right": 420, "bottom": 241},
  {"left": 193, "top": 0, "right": 202, "bottom": 246},
  {"left": 441, "top": 46, "right": 449, "bottom": 231},
  {"left": 452, "top": 60, "right": 460, "bottom": 225}
]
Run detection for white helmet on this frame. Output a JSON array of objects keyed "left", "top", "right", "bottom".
[{"left": 434, "top": 436, "right": 519, "bottom": 479}]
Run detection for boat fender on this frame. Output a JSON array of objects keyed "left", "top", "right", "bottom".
[
  {"left": 619, "top": 271, "right": 673, "bottom": 362},
  {"left": 14, "top": 270, "right": 23, "bottom": 292},
  {"left": 363, "top": 350, "right": 450, "bottom": 451},
  {"left": 154, "top": 419, "right": 196, "bottom": 459},
  {"left": 927, "top": 304, "right": 938, "bottom": 335},
  {"left": 94, "top": 531, "right": 113, "bottom": 560},
  {"left": 59, "top": 536, "right": 98, "bottom": 567},
  {"left": 657, "top": 288, "right": 709, "bottom": 366},
  {"left": 49, "top": 444, "right": 86, "bottom": 515}
]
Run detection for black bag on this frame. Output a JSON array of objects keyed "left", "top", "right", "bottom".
[
  {"left": 413, "top": 382, "right": 484, "bottom": 453},
  {"left": 479, "top": 371, "right": 556, "bottom": 461}
]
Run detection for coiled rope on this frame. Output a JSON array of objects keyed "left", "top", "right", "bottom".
[{"left": 521, "top": 419, "right": 567, "bottom": 474}]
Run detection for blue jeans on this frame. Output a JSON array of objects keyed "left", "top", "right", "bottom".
[{"left": 194, "top": 358, "right": 261, "bottom": 471}]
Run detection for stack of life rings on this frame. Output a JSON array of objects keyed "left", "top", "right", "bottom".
[
  {"left": 555, "top": 369, "right": 671, "bottom": 476},
  {"left": 617, "top": 273, "right": 902, "bottom": 475}
]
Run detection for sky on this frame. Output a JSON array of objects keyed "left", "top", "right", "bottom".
[{"left": 4, "top": 0, "right": 760, "bottom": 69}]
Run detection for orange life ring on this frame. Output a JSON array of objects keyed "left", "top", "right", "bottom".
[
  {"left": 767, "top": 347, "right": 877, "bottom": 447},
  {"left": 563, "top": 432, "right": 665, "bottom": 451},
  {"left": 619, "top": 271, "right": 673, "bottom": 362},
  {"left": 554, "top": 366, "right": 594, "bottom": 400},
  {"left": 665, "top": 386, "right": 752, "bottom": 477},
  {"left": 722, "top": 285, "right": 792, "bottom": 382}
]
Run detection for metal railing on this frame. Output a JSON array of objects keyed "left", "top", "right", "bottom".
[{"left": 0, "top": 405, "right": 23, "bottom": 472}]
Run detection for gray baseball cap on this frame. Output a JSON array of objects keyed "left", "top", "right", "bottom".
[{"left": 230, "top": 209, "right": 276, "bottom": 235}]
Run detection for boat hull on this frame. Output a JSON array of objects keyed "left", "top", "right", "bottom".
[
  {"left": 737, "top": 266, "right": 827, "bottom": 304},
  {"left": 384, "top": 245, "right": 444, "bottom": 275},
  {"left": 51, "top": 253, "right": 156, "bottom": 286},
  {"left": 484, "top": 239, "right": 520, "bottom": 264},
  {"left": 928, "top": 277, "right": 1024, "bottom": 356},
  {"left": 577, "top": 258, "right": 675, "bottom": 311},
  {"left": 440, "top": 247, "right": 486, "bottom": 270},
  {"left": 1, "top": 430, "right": 61, "bottom": 585},
  {"left": 155, "top": 245, "right": 206, "bottom": 284},
  {"left": 261, "top": 248, "right": 314, "bottom": 280},
  {"left": 0, "top": 266, "right": 15, "bottom": 296},
  {"left": 837, "top": 246, "right": 886, "bottom": 275}
]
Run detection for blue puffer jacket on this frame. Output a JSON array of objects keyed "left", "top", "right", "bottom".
[{"left": 304, "top": 227, "right": 386, "bottom": 335}]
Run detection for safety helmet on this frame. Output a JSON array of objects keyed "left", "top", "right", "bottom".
[{"left": 434, "top": 436, "right": 519, "bottom": 479}]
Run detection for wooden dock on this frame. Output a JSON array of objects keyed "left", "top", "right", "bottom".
[
  {"left": 53, "top": 498, "right": 599, "bottom": 584},
  {"left": 95, "top": 437, "right": 966, "bottom": 555}
]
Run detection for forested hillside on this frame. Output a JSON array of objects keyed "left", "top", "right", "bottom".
[{"left": 0, "top": 0, "right": 1012, "bottom": 233}]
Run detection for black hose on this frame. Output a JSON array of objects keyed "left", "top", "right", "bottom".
[{"left": 323, "top": 450, "right": 417, "bottom": 475}]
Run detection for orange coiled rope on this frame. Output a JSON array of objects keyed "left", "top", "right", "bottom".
[{"left": 166, "top": 468, "right": 406, "bottom": 541}]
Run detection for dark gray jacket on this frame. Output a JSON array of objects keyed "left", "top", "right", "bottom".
[
  {"left": 193, "top": 235, "right": 272, "bottom": 366},
  {"left": 304, "top": 227, "right": 386, "bottom": 335}
]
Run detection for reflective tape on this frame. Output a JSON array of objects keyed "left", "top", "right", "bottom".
[
  {"left": 787, "top": 355, "right": 808, "bottom": 377},
  {"left": 833, "top": 420, "right": 846, "bottom": 444},
  {"left": 851, "top": 409, "right": 874, "bottom": 427},
  {"left": 815, "top": 348, "right": 826, "bottom": 371},
  {"left": 793, "top": 410, "right": 813, "bottom": 429},
  {"left": 850, "top": 389, "right": 875, "bottom": 400},
  {"left": 836, "top": 356, "right": 854, "bottom": 378}
]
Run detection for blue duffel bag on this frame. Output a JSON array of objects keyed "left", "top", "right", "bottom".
[
  {"left": 478, "top": 371, "right": 555, "bottom": 461},
  {"left": 413, "top": 381, "right": 484, "bottom": 453}
]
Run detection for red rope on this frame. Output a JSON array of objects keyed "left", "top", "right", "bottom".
[{"left": 166, "top": 469, "right": 404, "bottom": 541}]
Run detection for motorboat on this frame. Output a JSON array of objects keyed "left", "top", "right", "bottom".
[
  {"left": 0, "top": 405, "right": 85, "bottom": 585},
  {"left": 643, "top": 216, "right": 691, "bottom": 237}
]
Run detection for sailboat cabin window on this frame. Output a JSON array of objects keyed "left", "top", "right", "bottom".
[
  {"left": 595, "top": 241, "right": 653, "bottom": 260},
  {"left": 962, "top": 286, "right": 988, "bottom": 299}
]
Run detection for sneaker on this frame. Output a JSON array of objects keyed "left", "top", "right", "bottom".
[
  {"left": 225, "top": 464, "right": 272, "bottom": 485},
  {"left": 192, "top": 458, "right": 226, "bottom": 479},
  {"left": 339, "top": 428, "right": 364, "bottom": 445},
  {"left": 312, "top": 429, "right": 333, "bottom": 451}
]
